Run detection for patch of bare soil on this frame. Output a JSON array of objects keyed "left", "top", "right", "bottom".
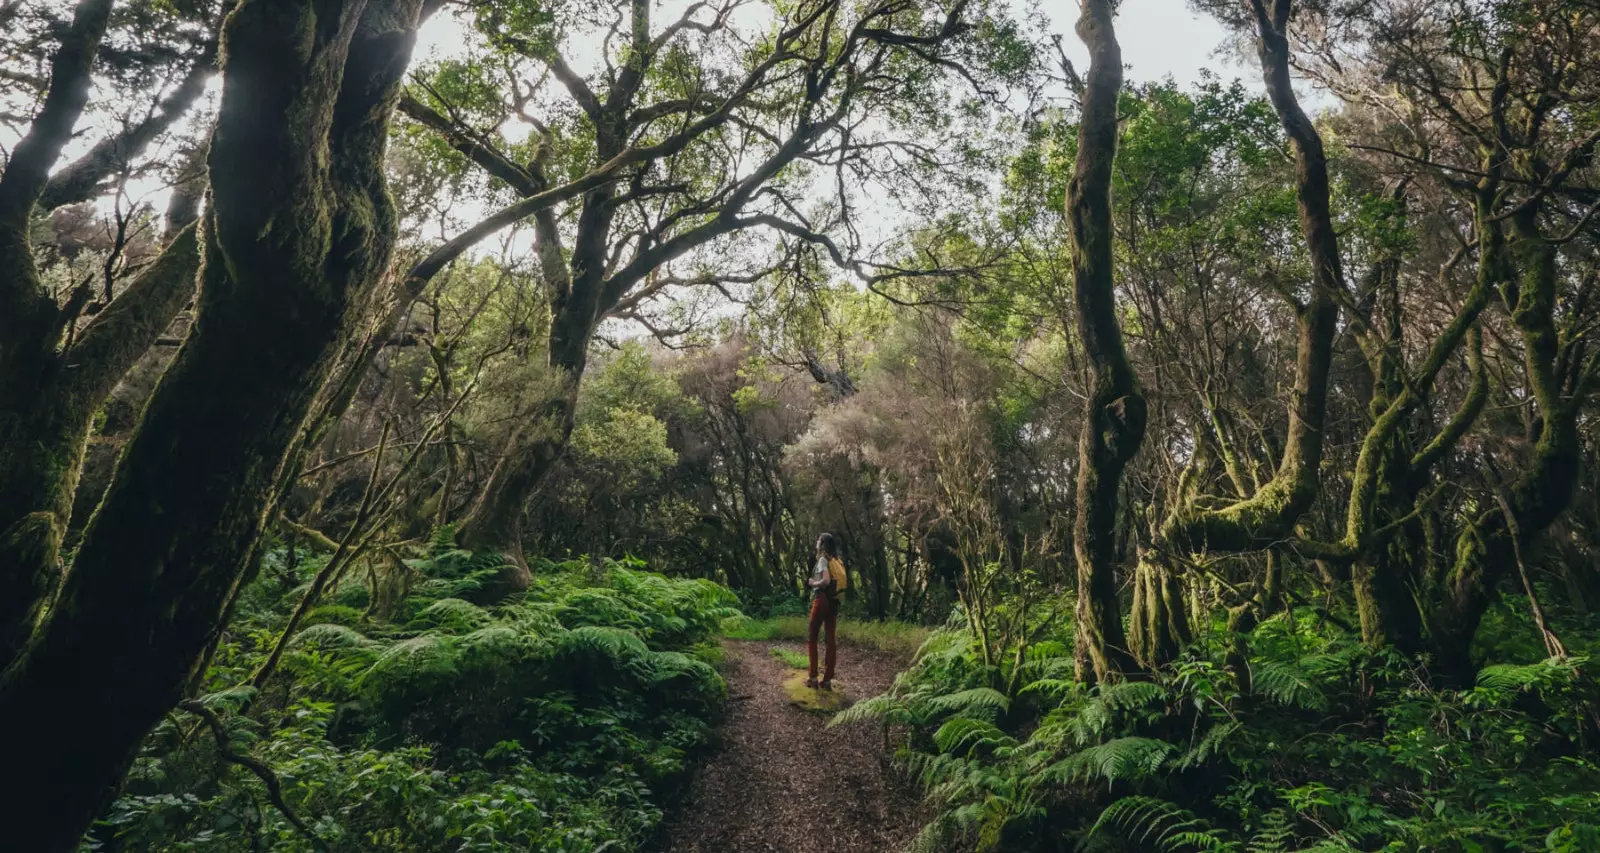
[{"left": 658, "top": 639, "right": 923, "bottom": 853}]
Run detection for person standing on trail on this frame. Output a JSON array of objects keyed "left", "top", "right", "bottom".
[{"left": 806, "top": 532, "right": 848, "bottom": 690}]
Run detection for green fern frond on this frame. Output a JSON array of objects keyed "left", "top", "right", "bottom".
[
  {"left": 412, "top": 597, "right": 492, "bottom": 633},
  {"left": 1097, "top": 680, "right": 1170, "bottom": 711},
  {"left": 1251, "top": 660, "right": 1328, "bottom": 710},
  {"left": 362, "top": 634, "right": 457, "bottom": 686},
  {"left": 292, "top": 622, "right": 380, "bottom": 650},
  {"left": 1018, "top": 677, "right": 1080, "bottom": 702},
  {"left": 553, "top": 625, "right": 651, "bottom": 669},
  {"left": 1176, "top": 722, "right": 1240, "bottom": 770},
  {"left": 934, "top": 716, "right": 1017, "bottom": 756},
  {"left": 454, "top": 625, "right": 537, "bottom": 661},
  {"left": 927, "top": 687, "right": 1011, "bottom": 719},
  {"left": 830, "top": 694, "right": 903, "bottom": 728},
  {"left": 647, "top": 649, "right": 718, "bottom": 684},
  {"left": 1047, "top": 737, "right": 1176, "bottom": 786},
  {"left": 1087, "top": 795, "right": 1239, "bottom": 852},
  {"left": 1476, "top": 657, "right": 1578, "bottom": 692},
  {"left": 194, "top": 685, "right": 259, "bottom": 713},
  {"left": 1245, "top": 808, "right": 1295, "bottom": 853},
  {"left": 429, "top": 523, "right": 458, "bottom": 553}
]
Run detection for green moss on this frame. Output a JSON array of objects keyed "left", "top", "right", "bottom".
[{"left": 783, "top": 671, "right": 849, "bottom": 713}]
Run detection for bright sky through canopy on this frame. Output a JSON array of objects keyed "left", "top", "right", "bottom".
[{"left": 410, "top": 0, "right": 1247, "bottom": 89}]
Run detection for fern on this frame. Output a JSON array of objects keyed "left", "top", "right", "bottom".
[
  {"left": 412, "top": 597, "right": 492, "bottom": 632},
  {"left": 194, "top": 684, "right": 259, "bottom": 713},
  {"left": 934, "top": 716, "right": 1017, "bottom": 756},
  {"left": 428, "top": 523, "right": 458, "bottom": 553},
  {"left": 927, "top": 687, "right": 1011, "bottom": 719},
  {"left": 829, "top": 694, "right": 904, "bottom": 728},
  {"left": 555, "top": 625, "right": 651, "bottom": 663},
  {"left": 1045, "top": 737, "right": 1176, "bottom": 786},
  {"left": 362, "top": 634, "right": 457, "bottom": 688},
  {"left": 1476, "top": 657, "right": 1579, "bottom": 693},
  {"left": 292, "top": 622, "right": 380, "bottom": 650},
  {"left": 1018, "top": 676, "right": 1081, "bottom": 702},
  {"left": 1098, "top": 680, "right": 1171, "bottom": 711},
  {"left": 1246, "top": 809, "right": 1295, "bottom": 853},
  {"left": 1175, "top": 721, "right": 1240, "bottom": 770},
  {"left": 1252, "top": 659, "right": 1328, "bottom": 711},
  {"left": 1087, "top": 795, "right": 1240, "bottom": 852}
]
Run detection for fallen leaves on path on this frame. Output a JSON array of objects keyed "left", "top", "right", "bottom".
[{"left": 659, "top": 639, "right": 924, "bottom": 853}]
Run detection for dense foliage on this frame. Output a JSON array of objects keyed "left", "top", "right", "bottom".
[
  {"left": 840, "top": 606, "right": 1600, "bottom": 852},
  {"left": 88, "top": 548, "right": 737, "bottom": 852}
]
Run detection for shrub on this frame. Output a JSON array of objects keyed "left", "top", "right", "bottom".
[
  {"left": 837, "top": 611, "right": 1600, "bottom": 853},
  {"left": 87, "top": 553, "right": 743, "bottom": 853}
]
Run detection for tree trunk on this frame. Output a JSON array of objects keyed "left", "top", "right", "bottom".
[
  {"left": 1067, "top": 0, "right": 1143, "bottom": 683},
  {"left": 1156, "top": 0, "right": 1344, "bottom": 557},
  {"left": 1432, "top": 208, "right": 1582, "bottom": 680},
  {"left": 0, "top": 4, "right": 422, "bottom": 848},
  {"left": 1129, "top": 554, "right": 1190, "bottom": 669},
  {"left": 454, "top": 151, "right": 621, "bottom": 558},
  {"left": 0, "top": 223, "right": 199, "bottom": 668},
  {"left": 0, "top": 0, "right": 202, "bottom": 671}
]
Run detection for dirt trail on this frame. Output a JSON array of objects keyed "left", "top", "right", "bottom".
[{"left": 659, "top": 639, "right": 923, "bottom": 853}]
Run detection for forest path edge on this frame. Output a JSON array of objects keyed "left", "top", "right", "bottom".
[{"left": 657, "top": 638, "right": 923, "bottom": 853}]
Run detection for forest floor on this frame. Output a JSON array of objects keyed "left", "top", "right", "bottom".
[{"left": 658, "top": 638, "right": 923, "bottom": 853}]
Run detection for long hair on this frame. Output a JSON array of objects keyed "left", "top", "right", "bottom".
[{"left": 817, "top": 532, "right": 840, "bottom": 559}]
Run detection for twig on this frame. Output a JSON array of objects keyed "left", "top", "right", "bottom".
[
  {"left": 252, "top": 422, "right": 392, "bottom": 688},
  {"left": 1490, "top": 484, "right": 1567, "bottom": 659},
  {"left": 179, "top": 701, "right": 327, "bottom": 851}
]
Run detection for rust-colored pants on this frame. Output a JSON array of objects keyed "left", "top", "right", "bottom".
[{"left": 808, "top": 594, "right": 838, "bottom": 681}]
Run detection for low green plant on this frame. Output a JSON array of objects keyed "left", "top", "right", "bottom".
[
  {"left": 838, "top": 610, "right": 1600, "bottom": 853},
  {"left": 722, "top": 615, "right": 780, "bottom": 641},
  {"left": 730, "top": 615, "right": 930, "bottom": 658},
  {"left": 771, "top": 647, "right": 810, "bottom": 668},
  {"left": 87, "top": 551, "right": 743, "bottom": 853}
]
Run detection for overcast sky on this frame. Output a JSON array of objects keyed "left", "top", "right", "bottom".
[
  {"left": 412, "top": 0, "right": 1251, "bottom": 89},
  {"left": 6, "top": 0, "right": 1264, "bottom": 276},
  {"left": 1043, "top": 0, "right": 1251, "bottom": 87}
]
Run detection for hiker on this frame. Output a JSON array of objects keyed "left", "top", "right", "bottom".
[{"left": 806, "top": 532, "right": 848, "bottom": 690}]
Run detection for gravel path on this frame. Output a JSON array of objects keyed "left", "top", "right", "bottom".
[{"left": 658, "top": 639, "right": 923, "bottom": 853}]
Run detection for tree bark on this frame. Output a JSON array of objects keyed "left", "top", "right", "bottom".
[
  {"left": 1154, "top": 0, "right": 1343, "bottom": 559},
  {"left": 1432, "top": 204, "right": 1583, "bottom": 680},
  {"left": 1067, "top": 0, "right": 1143, "bottom": 682},
  {"left": 1128, "top": 553, "right": 1190, "bottom": 669},
  {"left": 0, "top": 223, "right": 199, "bottom": 668},
  {"left": 0, "top": 3, "right": 423, "bottom": 848},
  {"left": 0, "top": 0, "right": 207, "bottom": 670}
]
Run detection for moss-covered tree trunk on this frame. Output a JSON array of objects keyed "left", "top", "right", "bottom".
[
  {"left": 1432, "top": 204, "right": 1583, "bottom": 680},
  {"left": 0, "top": 224, "right": 200, "bottom": 669},
  {"left": 1067, "top": 0, "right": 1143, "bottom": 682},
  {"left": 1150, "top": 0, "right": 1344, "bottom": 568},
  {"left": 1129, "top": 553, "right": 1190, "bottom": 669},
  {"left": 0, "top": 3, "right": 423, "bottom": 847},
  {"left": 0, "top": 0, "right": 207, "bottom": 670},
  {"left": 454, "top": 181, "right": 614, "bottom": 565}
]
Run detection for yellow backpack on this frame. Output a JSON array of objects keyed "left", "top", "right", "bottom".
[{"left": 829, "top": 557, "right": 849, "bottom": 597}]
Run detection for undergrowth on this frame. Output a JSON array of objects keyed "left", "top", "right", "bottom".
[
  {"left": 771, "top": 647, "right": 810, "bottom": 669},
  {"left": 86, "top": 545, "right": 740, "bottom": 852},
  {"left": 835, "top": 605, "right": 1600, "bottom": 853}
]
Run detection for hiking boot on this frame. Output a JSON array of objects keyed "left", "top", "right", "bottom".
[
  {"left": 819, "top": 680, "right": 832, "bottom": 691},
  {"left": 805, "top": 677, "right": 819, "bottom": 689}
]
